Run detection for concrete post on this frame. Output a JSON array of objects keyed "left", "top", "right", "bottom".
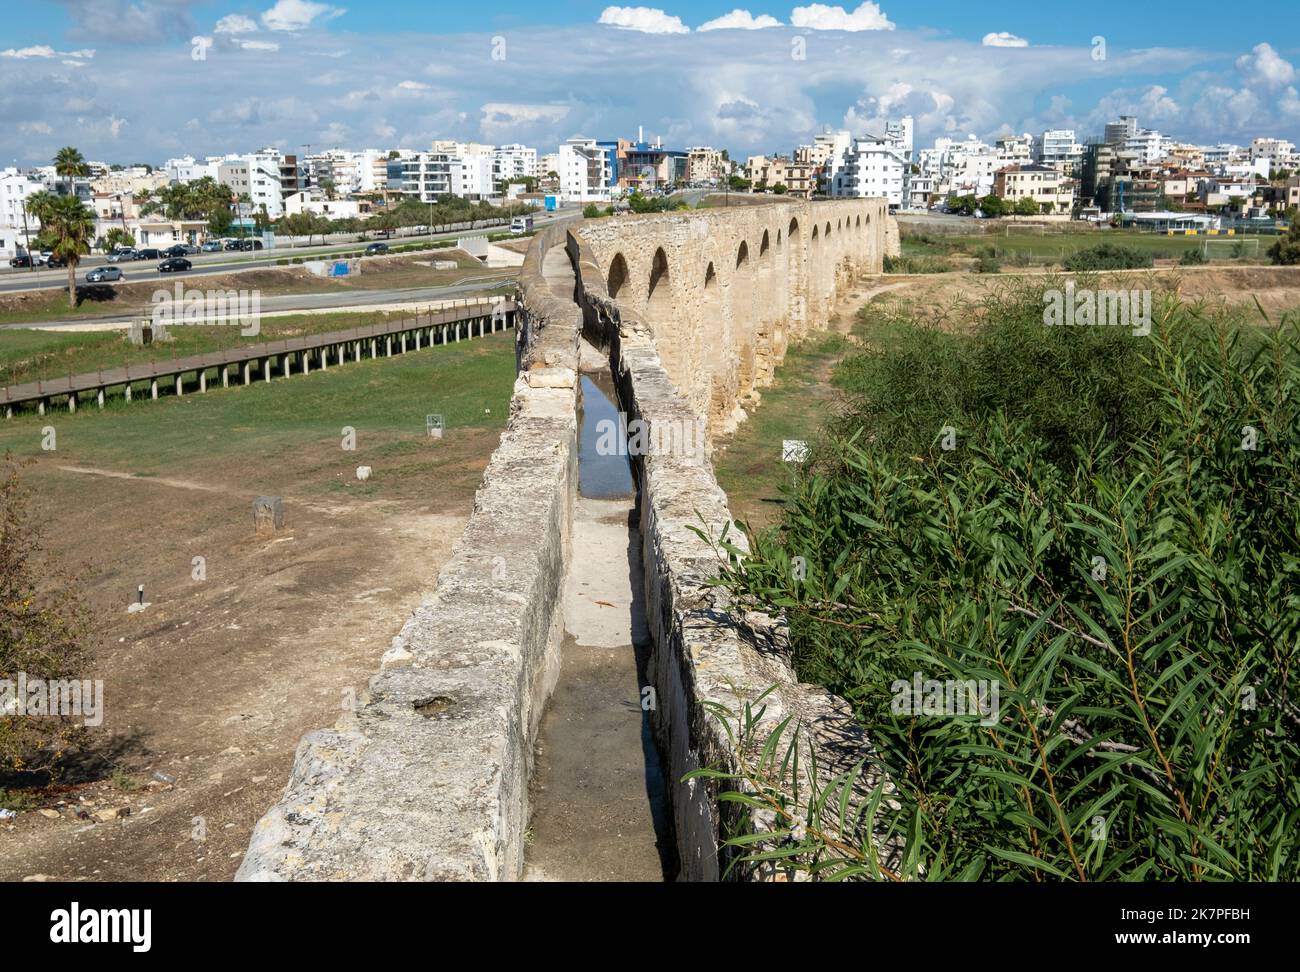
[
  {"left": 150, "top": 380, "right": 158, "bottom": 400},
  {"left": 401, "top": 332, "right": 407, "bottom": 353},
  {"left": 244, "top": 361, "right": 252, "bottom": 384},
  {"left": 38, "top": 399, "right": 46, "bottom": 415},
  {"left": 199, "top": 370, "right": 207, "bottom": 393},
  {"left": 125, "top": 383, "right": 132, "bottom": 402},
  {"left": 176, "top": 374, "right": 183, "bottom": 396},
  {"left": 370, "top": 339, "right": 377, "bottom": 359},
  {"left": 385, "top": 337, "right": 391, "bottom": 356},
  {"left": 415, "top": 329, "right": 422, "bottom": 350},
  {"left": 222, "top": 366, "right": 229, "bottom": 388},
  {"left": 5, "top": 405, "right": 11, "bottom": 419},
  {"left": 263, "top": 358, "right": 271, "bottom": 382},
  {"left": 304, "top": 354, "right": 311, "bottom": 376},
  {"left": 97, "top": 388, "right": 105, "bottom": 409},
  {"left": 68, "top": 393, "right": 76, "bottom": 413}
]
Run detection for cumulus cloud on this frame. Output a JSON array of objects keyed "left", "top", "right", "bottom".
[
  {"left": 53, "top": 0, "right": 196, "bottom": 42},
  {"left": 1236, "top": 42, "right": 1295, "bottom": 89},
  {"left": 698, "top": 9, "right": 782, "bottom": 30},
  {"left": 480, "top": 102, "right": 571, "bottom": 132},
  {"left": 240, "top": 40, "right": 282, "bottom": 52},
  {"left": 982, "top": 32, "right": 1028, "bottom": 48},
  {"left": 215, "top": 14, "right": 259, "bottom": 34},
  {"left": 262, "top": 0, "right": 346, "bottom": 32},
  {"left": 598, "top": 6, "right": 690, "bottom": 34},
  {"left": 397, "top": 80, "right": 430, "bottom": 90},
  {"left": 2, "top": 45, "right": 95, "bottom": 59},
  {"left": 790, "top": 3, "right": 894, "bottom": 31}
]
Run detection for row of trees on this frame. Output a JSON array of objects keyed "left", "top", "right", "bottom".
[{"left": 947, "top": 193, "right": 1055, "bottom": 217}]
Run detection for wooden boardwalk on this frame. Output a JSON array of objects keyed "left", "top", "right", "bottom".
[{"left": 3, "top": 298, "right": 517, "bottom": 417}]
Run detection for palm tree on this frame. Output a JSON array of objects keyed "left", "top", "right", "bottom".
[
  {"left": 30, "top": 192, "right": 95, "bottom": 308},
  {"left": 53, "top": 146, "right": 89, "bottom": 198}
]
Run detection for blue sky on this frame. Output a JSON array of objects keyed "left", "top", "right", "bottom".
[{"left": 2, "top": 1, "right": 1298, "bottom": 165}]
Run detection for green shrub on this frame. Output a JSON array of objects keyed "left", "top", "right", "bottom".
[
  {"left": 883, "top": 255, "right": 953, "bottom": 274},
  {"left": 1062, "top": 243, "right": 1153, "bottom": 271},
  {"left": 700, "top": 287, "right": 1300, "bottom": 881},
  {"left": 973, "top": 255, "right": 1001, "bottom": 273},
  {"left": 1179, "top": 248, "right": 1206, "bottom": 265},
  {"left": 1269, "top": 221, "right": 1300, "bottom": 264}
]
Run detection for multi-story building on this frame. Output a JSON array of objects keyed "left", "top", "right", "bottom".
[
  {"left": 493, "top": 144, "right": 538, "bottom": 184},
  {"left": 831, "top": 136, "right": 909, "bottom": 207},
  {"left": 558, "top": 138, "right": 613, "bottom": 202},
  {"left": 686, "top": 146, "right": 726, "bottom": 185},
  {"left": 0, "top": 167, "right": 45, "bottom": 261},
  {"left": 993, "top": 163, "right": 1075, "bottom": 214},
  {"left": 1124, "top": 129, "right": 1169, "bottom": 165},
  {"left": 1034, "top": 130, "right": 1085, "bottom": 175},
  {"left": 1104, "top": 115, "right": 1139, "bottom": 147},
  {"left": 217, "top": 151, "right": 285, "bottom": 219}
]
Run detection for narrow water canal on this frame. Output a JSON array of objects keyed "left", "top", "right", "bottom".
[{"left": 523, "top": 371, "right": 677, "bottom": 881}]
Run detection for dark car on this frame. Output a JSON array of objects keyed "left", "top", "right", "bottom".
[
  {"left": 158, "top": 258, "right": 192, "bottom": 273},
  {"left": 136, "top": 248, "right": 162, "bottom": 260},
  {"left": 163, "top": 244, "right": 189, "bottom": 258},
  {"left": 365, "top": 242, "right": 389, "bottom": 255},
  {"left": 9, "top": 254, "right": 33, "bottom": 268},
  {"left": 86, "top": 266, "right": 124, "bottom": 283},
  {"left": 223, "top": 240, "right": 243, "bottom": 251},
  {"left": 237, "top": 238, "right": 263, "bottom": 251},
  {"left": 45, "top": 254, "right": 68, "bottom": 268}
]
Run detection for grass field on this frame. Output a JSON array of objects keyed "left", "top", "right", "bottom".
[
  {"left": 713, "top": 330, "right": 858, "bottom": 530},
  {"left": 0, "top": 327, "right": 517, "bottom": 501},
  {"left": 902, "top": 227, "right": 1269, "bottom": 266}
]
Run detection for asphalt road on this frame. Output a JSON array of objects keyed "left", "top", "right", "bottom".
[
  {"left": 0, "top": 275, "right": 519, "bottom": 331},
  {"left": 0, "top": 208, "right": 577, "bottom": 296}
]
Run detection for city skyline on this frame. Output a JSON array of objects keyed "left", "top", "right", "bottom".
[{"left": 2, "top": 1, "right": 1298, "bottom": 164}]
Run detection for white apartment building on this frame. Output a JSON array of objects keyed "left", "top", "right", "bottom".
[
  {"left": 996, "top": 134, "right": 1033, "bottom": 168},
  {"left": 494, "top": 144, "right": 538, "bottom": 183},
  {"left": 0, "top": 167, "right": 45, "bottom": 261},
  {"left": 831, "top": 137, "right": 909, "bottom": 207},
  {"left": 165, "top": 156, "right": 222, "bottom": 183},
  {"left": 558, "top": 138, "right": 612, "bottom": 202},
  {"left": 1034, "top": 130, "right": 1084, "bottom": 174},
  {"left": 940, "top": 137, "right": 999, "bottom": 197},
  {"left": 217, "top": 151, "right": 286, "bottom": 219},
  {"left": 1124, "top": 129, "right": 1169, "bottom": 165},
  {"left": 1204, "top": 144, "right": 1244, "bottom": 165}
]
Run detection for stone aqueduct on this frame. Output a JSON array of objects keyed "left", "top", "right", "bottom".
[{"left": 237, "top": 197, "right": 900, "bottom": 882}]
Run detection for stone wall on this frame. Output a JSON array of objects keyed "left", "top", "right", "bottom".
[
  {"left": 571, "top": 199, "right": 896, "bottom": 878},
  {"left": 235, "top": 224, "right": 580, "bottom": 881},
  {"left": 574, "top": 198, "right": 891, "bottom": 434}
]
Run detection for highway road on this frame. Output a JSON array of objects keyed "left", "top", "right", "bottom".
[
  {"left": 0, "top": 208, "right": 577, "bottom": 296},
  {"left": 0, "top": 275, "right": 520, "bottom": 331}
]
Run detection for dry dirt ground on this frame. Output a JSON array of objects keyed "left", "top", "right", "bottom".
[{"left": 0, "top": 430, "right": 498, "bottom": 882}]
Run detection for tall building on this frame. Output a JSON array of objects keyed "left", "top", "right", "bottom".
[
  {"left": 1104, "top": 115, "right": 1139, "bottom": 146},
  {"left": 558, "top": 138, "right": 612, "bottom": 202}
]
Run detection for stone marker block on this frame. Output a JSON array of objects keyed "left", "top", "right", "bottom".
[
  {"left": 356, "top": 466, "right": 372, "bottom": 482},
  {"left": 253, "top": 495, "right": 284, "bottom": 535}
]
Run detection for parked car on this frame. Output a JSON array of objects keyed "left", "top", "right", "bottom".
[
  {"left": 365, "top": 242, "right": 389, "bottom": 255},
  {"left": 37, "top": 250, "right": 52, "bottom": 265},
  {"left": 107, "top": 248, "right": 136, "bottom": 262},
  {"left": 158, "top": 257, "right": 192, "bottom": 273},
  {"left": 45, "top": 254, "right": 68, "bottom": 268},
  {"left": 86, "top": 266, "right": 124, "bottom": 283},
  {"left": 163, "top": 244, "right": 189, "bottom": 258},
  {"left": 200, "top": 240, "right": 223, "bottom": 252},
  {"left": 223, "top": 239, "right": 243, "bottom": 251},
  {"left": 136, "top": 248, "right": 162, "bottom": 260},
  {"left": 236, "top": 238, "right": 263, "bottom": 251},
  {"left": 9, "top": 254, "right": 32, "bottom": 268}
]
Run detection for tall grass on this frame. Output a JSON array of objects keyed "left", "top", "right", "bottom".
[{"left": 699, "top": 282, "right": 1300, "bottom": 880}]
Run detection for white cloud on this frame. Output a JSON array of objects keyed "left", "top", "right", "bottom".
[
  {"left": 698, "top": 9, "right": 782, "bottom": 30},
  {"left": 397, "top": 80, "right": 429, "bottom": 90},
  {"left": 982, "top": 32, "right": 1028, "bottom": 48},
  {"left": 598, "top": 6, "right": 690, "bottom": 34},
  {"left": 790, "top": 3, "right": 893, "bottom": 31},
  {"left": 19, "top": 121, "right": 53, "bottom": 135},
  {"left": 480, "top": 102, "right": 571, "bottom": 135},
  {"left": 240, "top": 40, "right": 282, "bottom": 52},
  {"left": 1236, "top": 42, "right": 1295, "bottom": 89},
  {"left": 262, "top": 0, "right": 346, "bottom": 32},
  {"left": 216, "top": 14, "right": 259, "bottom": 34},
  {"left": 2, "top": 45, "right": 94, "bottom": 60}
]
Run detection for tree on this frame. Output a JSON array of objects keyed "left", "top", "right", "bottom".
[
  {"left": 53, "top": 146, "right": 88, "bottom": 198},
  {"left": 950, "top": 194, "right": 979, "bottom": 216},
  {"left": 103, "top": 227, "right": 135, "bottom": 252},
  {"left": 978, "top": 194, "right": 1006, "bottom": 217},
  {"left": 1268, "top": 220, "right": 1300, "bottom": 264},
  {"left": 27, "top": 192, "right": 94, "bottom": 308},
  {"left": 1013, "top": 197, "right": 1039, "bottom": 216},
  {"left": 582, "top": 203, "right": 602, "bottom": 219},
  {"left": 772, "top": 183, "right": 789, "bottom": 195},
  {"left": 1, "top": 455, "right": 94, "bottom": 777}
]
